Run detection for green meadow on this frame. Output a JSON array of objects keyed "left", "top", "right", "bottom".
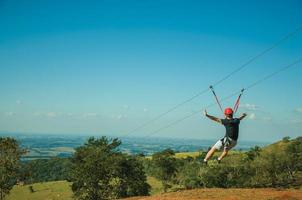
[{"left": 6, "top": 177, "right": 164, "bottom": 200}]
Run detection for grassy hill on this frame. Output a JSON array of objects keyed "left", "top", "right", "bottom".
[
  {"left": 145, "top": 151, "right": 201, "bottom": 159},
  {"left": 262, "top": 137, "right": 300, "bottom": 152},
  {"left": 6, "top": 181, "right": 302, "bottom": 200},
  {"left": 124, "top": 188, "right": 302, "bottom": 200},
  {"left": 6, "top": 181, "right": 72, "bottom": 200},
  {"left": 5, "top": 137, "right": 302, "bottom": 200},
  {"left": 146, "top": 150, "right": 241, "bottom": 160},
  {"left": 6, "top": 177, "right": 164, "bottom": 200}
]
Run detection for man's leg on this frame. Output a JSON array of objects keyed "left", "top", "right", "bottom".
[
  {"left": 204, "top": 140, "right": 221, "bottom": 163},
  {"left": 218, "top": 148, "right": 229, "bottom": 161},
  {"left": 218, "top": 140, "right": 236, "bottom": 162},
  {"left": 204, "top": 146, "right": 216, "bottom": 162}
]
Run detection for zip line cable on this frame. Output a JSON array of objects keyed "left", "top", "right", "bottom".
[
  {"left": 123, "top": 26, "right": 302, "bottom": 137},
  {"left": 245, "top": 58, "right": 302, "bottom": 90},
  {"left": 141, "top": 58, "right": 302, "bottom": 139},
  {"left": 210, "top": 27, "right": 302, "bottom": 87},
  {"left": 143, "top": 90, "right": 245, "bottom": 139}
]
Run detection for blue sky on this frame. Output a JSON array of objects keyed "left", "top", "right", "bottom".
[{"left": 0, "top": 0, "right": 302, "bottom": 142}]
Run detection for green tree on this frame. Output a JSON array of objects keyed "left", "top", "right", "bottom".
[
  {"left": 152, "top": 148, "right": 177, "bottom": 192},
  {"left": 177, "top": 161, "right": 203, "bottom": 189},
  {"left": 195, "top": 151, "right": 207, "bottom": 162},
  {"left": 245, "top": 146, "right": 262, "bottom": 161},
  {"left": 282, "top": 136, "right": 291, "bottom": 142},
  {"left": 285, "top": 138, "right": 302, "bottom": 187},
  {"left": 251, "top": 146, "right": 291, "bottom": 187},
  {"left": 0, "top": 137, "right": 26, "bottom": 200},
  {"left": 112, "top": 155, "right": 150, "bottom": 197},
  {"left": 199, "top": 153, "right": 253, "bottom": 188},
  {"left": 70, "top": 136, "right": 150, "bottom": 200},
  {"left": 21, "top": 157, "right": 72, "bottom": 184}
]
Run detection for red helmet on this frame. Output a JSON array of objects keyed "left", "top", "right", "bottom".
[{"left": 224, "top": 107, "right": 233, "bottom": 115}]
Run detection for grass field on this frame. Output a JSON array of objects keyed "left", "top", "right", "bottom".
[
  {"left": 5, "top": 177, "right": 165, "bottom": 200},
  {"left": 6, "top": 181, "right": 73, "bottom": 200},
  {"left": 145, "top": 151, "right": 202, "bottom": 159},
  {"left": 174, "top": 151, "right": 201, "bottom": 159}
]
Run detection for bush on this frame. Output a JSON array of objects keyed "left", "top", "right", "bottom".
[
  {"left": 20, "top": 157, "right": 72, "bottom": 184},
  {"left": 70, "top": 136, "right": 150, "bottom": 200},
  {"left": 177, "top": 161, "right": 203, "bottom": 189},
  {"left": 151, "top": 149, "right": 177, "bottom": 192}
]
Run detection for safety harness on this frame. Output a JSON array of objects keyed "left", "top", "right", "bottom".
[
  {"left": 234, "top": 88, "right": 245, "bottom": 113},
  {"left": 209, "top": 85, "right": 224, "bottom": 113},
  {"left": 209, "top": 85, "right": 244, "bottom": 115},
  {"left": 220, "top": 136, "right": 232, "bottom": 148},
  {"left": 209, "top": 86, "right": 244, "bottom": 148}
]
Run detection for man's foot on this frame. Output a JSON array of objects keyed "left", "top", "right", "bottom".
[{"left": 203, "top": 160, "right": 208, "bottom": 165}]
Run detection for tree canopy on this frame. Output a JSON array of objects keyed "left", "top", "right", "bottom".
[
  {"left": 0, "top": 137, "right": 26, "bottom": 200},
  {"left": 70, "top": 136, "right": 150, "bottom": 200}
]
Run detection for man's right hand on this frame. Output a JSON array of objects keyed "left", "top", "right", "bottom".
[{"left": 204, "top": 110, "right": 208, "bottom": 116}]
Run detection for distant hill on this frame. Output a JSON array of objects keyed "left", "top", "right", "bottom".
[{"left": 0, "top": 132, "right": 268, "bottom": 160}]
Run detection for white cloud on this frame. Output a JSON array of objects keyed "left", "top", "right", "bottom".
[
  {"left": 82, "top": 113, "right": 99, "bottom": 118},
  {"left": 262, "top": 116, "right": 272, "bottom": 121},
  {"left": 5, "top": 112, "right": 16, "bottom": 116},
  {"left": 66, "top": 113, "right": 74, "bottom": 117},
  {"left": 248, "top": 113, "right": 256, "bottom": 120},
  {"left": 295, "top": 108, "right": 302, "bottom": 113},
  {"left": 111, "top": 114, "right": 126, "bottom": 120},
  {"left": 33, "top": 112, "right": 59, "bottom": 118},
  {"left": 123, "top": 105, "right": 130, "bottom": 110},
  {"left": 47, "top": 112, "right": 57, "bottom": 118},
  {"left": 33, "top": 112, "right": 100, "bottom": 119},
  {"left": 290, "top": 119, "right": 302, "bottom": 124},
  {"left": 33, "top": 112, "right": 42, "bottom": 116},
  {"left": 240, "top": 103, "right": 259, "bottom": 111},
  {"left": 16, "top": 100, "right": 22, "bottom": 105},
  {"left": 143, "top": 108, "right": 148, "bottom": 112}
]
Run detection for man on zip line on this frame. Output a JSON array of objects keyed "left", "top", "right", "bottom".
[{"left": 203, "top": 107, "right": 247, "bottom": 164}]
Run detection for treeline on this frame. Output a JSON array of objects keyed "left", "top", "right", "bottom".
[
  {"left": 144, "top": 137, "right": 302, "bottom": 191},
  {"left": 1, "top": 136, "right": 301, "bottom": 200},
  {"left": 1, "top": 136, "right": 150, "bottom": 200},
  {"left": 19, "top": 157, "right": 72, "bottom": 184}
]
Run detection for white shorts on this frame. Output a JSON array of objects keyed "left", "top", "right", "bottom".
[{"left": 213, "top": 137, "right": 237, "bottom": 150}]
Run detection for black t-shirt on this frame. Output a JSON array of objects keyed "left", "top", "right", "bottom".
[{"left": 221, "top": 118, "right": 240, "bottom": 141}]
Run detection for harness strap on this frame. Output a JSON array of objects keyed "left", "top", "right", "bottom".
[
  {"left": 209, "top": 85, "right": 224, "bottom": 114},
  {"left": 233, "top": 88, "right": 244, "bottom": 113},
  {"left": 221, "top": 136, "right": 231, "bottom": 147}
]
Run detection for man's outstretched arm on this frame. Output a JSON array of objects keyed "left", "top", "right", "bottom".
[
  {"left": 238, "top": 113, "right": 247, "bottom": 120},
  {"left": 203, "top": 110, "right": 222, "bottom": 124}
]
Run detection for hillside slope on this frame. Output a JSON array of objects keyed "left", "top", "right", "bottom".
[
  {"left": 7, "top": 181, "right": 302, "bottom": 200},
  {"left": 263, "top": 137, "right": 301, "bottom": 152},
  {"left": 6, "top": 181, "right": 72, "bottom": 200},
  {"left": 124, "top": 188, "right": 302, "bottom": 200}
]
